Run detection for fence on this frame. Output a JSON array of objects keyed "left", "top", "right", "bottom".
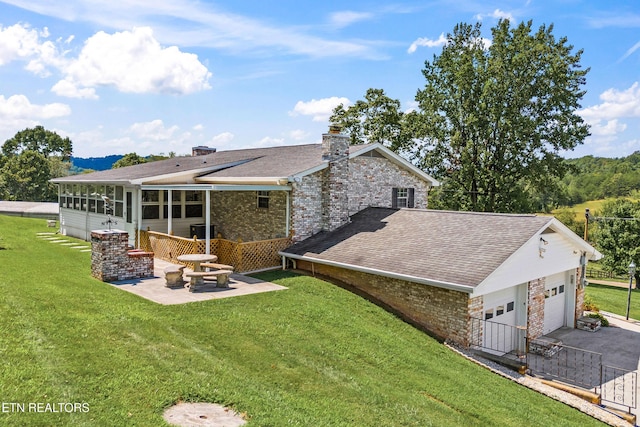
[
  {"left": 586, "top": 269, "right": 628, "bottom": 281},
  {"left": 138, "top": 230, "right": 292, "bottom": 273},
  {"left": 469, "top": 317, "right": 526, "bottom": 356},
  {"left": 527, "top": 338, "right": 637, "bottom": 413}
]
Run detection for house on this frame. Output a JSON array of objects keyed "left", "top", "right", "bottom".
[
  {"left": 279, "top": 207, "right": 602, "bottom": 350},
  {"left": 51, "top": 127, "right": 439, "bottom": 249}
]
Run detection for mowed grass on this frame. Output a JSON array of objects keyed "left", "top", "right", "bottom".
[
  {"left": 0, "top": 216, "right": 605, "bottom": 426},
  {"left": 586, "top": 282, "right": 640, "bottom": 320}
]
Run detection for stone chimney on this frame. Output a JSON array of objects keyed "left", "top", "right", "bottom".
[
  {"left": 192, "top": 146, "right": 217, "bottom": 156},
  {"left": 322, "top": 125, "right": 350, "bottom": 231}
]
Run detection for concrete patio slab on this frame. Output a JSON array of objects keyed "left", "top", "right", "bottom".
[{"left": 108, "top": 258, "right": 287, "bottom": 305}]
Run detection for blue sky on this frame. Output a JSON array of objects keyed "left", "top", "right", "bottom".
[{"left": 0, "top": 1, "right": 639, "bottom": 159}]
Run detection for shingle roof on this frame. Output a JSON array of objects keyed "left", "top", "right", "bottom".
[
  {"left": 52, "top": 143, "right": 378, "bottom": 184},
  {"left": 281, "top": 207, "right": 554, "bottom": 287}
]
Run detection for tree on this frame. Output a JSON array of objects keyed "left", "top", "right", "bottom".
[
  {"left": 1, "top": 125, "right": 72, "bottom": 159},
  {"left": 593, "top": 199, "right": 640, "bottom": 284},
  {"left": 0, "top": 150, "right": 55, "bottom": 201},
  {"left": 112, "top": 153, "right": 147, "bottom": 168},
  {"left": 330, "top": 88, "right": 409, "bottom": 152},
  {"left": 410, "top": 20, "right": 589, "bottom": 212},
  {"left": 334, "top": 20, "right": 589, "bottom": 213},
  {"left": 0, "top": 126, "right": 73, "bottom": 201}
]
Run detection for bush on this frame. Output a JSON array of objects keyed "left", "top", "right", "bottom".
[
  {"left": 583, "top": 295, "right": 598, "bottom": 312},
  {"left": 587, "top": 312, "right": 609, "bottom": 327}
]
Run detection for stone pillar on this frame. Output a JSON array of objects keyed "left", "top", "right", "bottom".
[
  {"left": 91, "top": 229, "right": 154, "bottom": 282},
  {"left": 321, "top": 126, "right": 350, "bottom": 232},
  {"left": 91, "top": 230, "right": 129, "bottom": 282},
  {"left": 574, "top": 266, "right": 585, "bottom": 326},
  {"left": 466, "top": 295, "right": 484, "bottom": 348},
  {"left": 527, "top": 277, "right": 546, "bottom": 340}
]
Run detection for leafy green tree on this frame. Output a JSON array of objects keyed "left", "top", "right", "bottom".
[
  {"left": 112, "top": 153, "right": 147, "bottom": 168},
  {"left": 330, "top": 88, "right": 410, "bottom": 152},
  {"left": 0, "top": 150, "right": 55, "bottom": 201},
  {"left": 409, "top": 20, "right": 589, "bottom": 212},
  {"left": 1, "top": 125, "right": 72, "bottom": 159},
  {"left": 0, "top": 126, "right": 73, "bottom": 201},
  {"left": 593, "top": 199, "right": 640, "bottom": 283}
]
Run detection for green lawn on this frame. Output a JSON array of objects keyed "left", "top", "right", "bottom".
[
  {"left": 0, "top": 216, "right": 605, "bottom": 426},
  {"left": 586, "top": 282, "right": 640, "bottom": 320}
]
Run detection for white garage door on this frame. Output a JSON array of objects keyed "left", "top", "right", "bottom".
[
  {"left": 543, "top": 273, "right": 567, "bottom": 334},
  {"left": 483, "top": 288, "right": 518, "bottom": 354}
]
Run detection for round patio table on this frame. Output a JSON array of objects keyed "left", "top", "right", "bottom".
[{"left": 177, "top": 254, "right": 218, "bottom": 272}]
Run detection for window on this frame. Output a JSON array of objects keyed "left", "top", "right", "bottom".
[
  {"left": 257, "top": 191, "right": 269, "bottom": 209},
  {"left": 506, "top": 302, "right": 514, "bottom": 312},
  {"left": 185, "top": 191, "right": 203, "bottom": 218},
  {"left": 559, "top": 285, "right": 565, "bottom": 294},
  {"left": 496, "top": 305, "right": 504, "bottom": 316},
  {"left": 484, "top": 309, "right": 494, "bottom": 320},
  {"left": 392, "top": 187, "right": 415, "bottom": 208},
  {"left": 142, "top": 190, "right": 160, "bottom": 219},
  {"left": 59, "top": 184, "right": 125, "bottom": 217}
]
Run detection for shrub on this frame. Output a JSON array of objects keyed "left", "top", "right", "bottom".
[{"left": 587, "top": 312, "right": 609, "bottom": 327}]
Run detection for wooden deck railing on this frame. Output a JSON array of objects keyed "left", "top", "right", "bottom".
[{"left": 138, "top": 230, "right": 291, "bottom": 273}]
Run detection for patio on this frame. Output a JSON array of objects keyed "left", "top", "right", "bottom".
[{"left": 108, "top": 258, "right": 287, "bottom": 305}]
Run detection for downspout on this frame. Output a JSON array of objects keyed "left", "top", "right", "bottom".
[{"left": 205, "top": 189, "right": 211, "bottom": 255}]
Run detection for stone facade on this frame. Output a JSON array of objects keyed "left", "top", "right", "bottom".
[
  {"left": 297, "top": 260, "right": 471, "bottom": 344},
  {"left": 467, "top": 295, "right": 484, "bottom": 346},
  {"left": 526, "top": 277, "right": 546, "bottom": 340},
  {"left": 91, "top": 229, "right": 154, "bottom": 282},
  {"left": 575, "top": 266, "right": 585, "bottom": 327},
  {"left": 290, "top": 173, "right": 324, "bottom": 242},
  {"left": 321, "top": 132, "right": 350, "bottom": 232},
  {"left": 211, "top": 190, "right": 288, "bottom": 241},
  {"left": 348, "top": 155, "right": 429, "bottom": 213}
]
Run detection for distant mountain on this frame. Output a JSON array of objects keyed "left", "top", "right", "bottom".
[{"left": 70, "top": 155, "right": 124, "bottom": 171}]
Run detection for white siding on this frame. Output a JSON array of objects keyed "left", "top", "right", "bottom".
[{"left": 474, "top": 231, "right": 582, "bottom": 297}]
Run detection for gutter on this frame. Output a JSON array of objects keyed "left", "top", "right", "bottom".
[{"left": 279, "top": 252, "right": 476, "bottom": 294}]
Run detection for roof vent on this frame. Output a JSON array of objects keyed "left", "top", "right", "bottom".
[{"left": 192, "top": 146, "right": 217, "bottom": 156}]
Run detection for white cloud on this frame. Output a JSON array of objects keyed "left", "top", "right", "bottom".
[
  {"left": 476, "top": 9, "right": 515, "bottom": 22},
  {"left": 329, "top": 11, "right": 374, "bottom": 29},
  {"left": 128, "top": 119, "right": 180, "bottom": 141},
  {"left": 0, "top": 94, "right": 70, "bottom": 119},
  {"left": 51, "top": 79, "right": 98, "bottom": 99},
  {"left": 579, "top": 83, "right": 640, "bottom": 122},
  {"left": 3, "top": 0, "right": 381, "bottom": 59},
  {"left": 210, "top": 132, "right": 234, "bottom": 144},
  {"left": 0, "top": 94, "right": 71, "bottom": 142},
  {"left": 192, "top": 124, "right": 204, "bottom": 131},
  {"left": 53, "top": 27, "right": 211, "bottom": 98},
  {"left": 290, "top": 97, "right": 351, "bottom": 122},
  {"left": 0, "top": 23, "right": 44, "bottom": 65},
  {"left": 619, "top": 40, "right": 640, "bottom": 62},
  {"left": 407, "top": 33, "right": 447, "bottom": 54}
]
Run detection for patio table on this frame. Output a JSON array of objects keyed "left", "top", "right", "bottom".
[{"left": 177, "top": 254, "right": 218, "bottom": 273}]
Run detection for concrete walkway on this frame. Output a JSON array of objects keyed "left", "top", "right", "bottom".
[{"left": 108, "top": 258, "right": 287, "bottom": 305}]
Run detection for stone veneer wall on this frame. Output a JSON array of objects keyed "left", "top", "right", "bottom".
[
  {"left": 297, "top": 260, "right": 471, "bottom": 345},
  {"left": 526, "top": 277, "right": 546, "bottom": 339},
  {"left": 574, "top": 266, "right": 585, "bottom": 327},
  {"left": 348, "top": 156, "right": 430, "bottom": 213},
  {"left": 290, "top": 172, "right": 324, "bottom": 242},
  {"left": 467, "top": 295, "right": 484, "bottom": 346},
  {"left": 321, "top": 133, "right": 350, "bottom": 232},
  {"left": 211, "top": 191, "right": 288, "bottom": 241},
  {"left": 91, "top": 230, "right": 154, "bottom": 282}
]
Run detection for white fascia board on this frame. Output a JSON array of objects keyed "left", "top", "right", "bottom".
[
  {"left": 141, "top": 184, "right": 216, "bottom": 191},
  {"left": 195, "top": 176, "right": 290, "bottom": 185},
  {"left": 547, "top": 217, "right": 603, "bottom": 261},
  {"left": 212, "top": 184, "right": 291, "bottom": 191},
  {"left": 279, "top": 252, "right": 475, "bottom": 294},
  {"left": 350, "top": 143, "right": 440, "bottom": 186}
]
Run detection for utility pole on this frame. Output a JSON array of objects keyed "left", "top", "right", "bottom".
[{"left": 584, "top": 208, "right": 590, "bottom": 241}]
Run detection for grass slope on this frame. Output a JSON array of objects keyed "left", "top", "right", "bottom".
[
  {"left": 0, "top": 216, "right": 605, "bottom": 426},
  {"left": 586, "top": 283, "right": 640, "bottom": 320}
]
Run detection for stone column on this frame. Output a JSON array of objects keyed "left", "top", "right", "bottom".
[
  {"left": 527, "top": 277, "right": 546, "bottom": 340},
  {"left": 321, "top": 126, "right": 350, "bottom": 232},
  {"left": 91, "top": 229, "right": 129, "bottom": 282}
]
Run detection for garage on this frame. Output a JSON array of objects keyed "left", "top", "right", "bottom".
[
  {"left": 483, "top": 287, "right": 518, "bottom": 354},
  {"left": 543, "top": 272, "right": 567, "bottom": 334}
]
